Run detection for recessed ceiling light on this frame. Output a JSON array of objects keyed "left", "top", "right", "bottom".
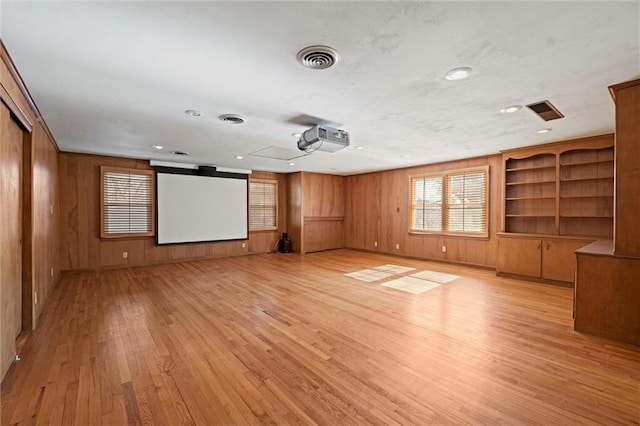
[
  {"left": 355, "top": 146, "right": 364, "bottom": 150},
  {"left": 151, "top": 145, "right": 164, "bottom": 150},
  {"left": 444, "top": 67, "right": 472, "bottom": 81},
  {"left": 500, "top": 105, "right": 522, "bottom": 114},
  {"left": 185, "top": 110, "right": 203, "bottom": 117},
  {"left": 537, "top": 128, "right": 552, "bottom": 134},
  {"left": 219, "top": 114, "right": 245, "bottom": 124},
  {"left": 288, "top": 162, "right": 295, "bottom": 166},
  {"left": 172, "top": 150, "right": 190, "bottom": 156},
  {"left": 235, "top": 155, "right": 244, "bottom": 160}
]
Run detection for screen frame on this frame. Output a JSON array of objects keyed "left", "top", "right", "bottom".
[{"left": 153, "top": 166, "right": 249, "bottom": 246}]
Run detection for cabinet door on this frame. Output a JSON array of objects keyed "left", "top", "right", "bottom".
[
  {"left": 497, "top": 237, "right": 541, "bottom": 278},
  {"left": 542, "top": 239, "right": 590, "bottom": 282}
]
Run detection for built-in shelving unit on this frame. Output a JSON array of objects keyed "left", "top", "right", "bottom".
[
  {"left": 559, "top": 147, "right": 614, "bottom": 238},
  {"left": 504, "top": 153, "right": 556, "bottom": 235},
  {"left": 497, "top": 135, "right": 615, "bottom": 283}
]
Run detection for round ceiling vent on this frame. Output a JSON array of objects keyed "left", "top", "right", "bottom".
[
  {"left": 296, "top": 45, "right": 340, "bottom": 70},
  {"left": 218, "top": 114, "right": 245, "bottom": 124}
]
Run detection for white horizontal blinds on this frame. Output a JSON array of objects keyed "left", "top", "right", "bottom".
[
  {"left": 410, "top": 176, "right": 443, "bottom": 231},
  {"left": 249, "top": 180, "right": 277, "bottom": 229},
  {"left": 445, "top": 170, "right": 487, "bottom": 234},
  {"left": 103, "top": 169, "right": 153, "bottom": 235}
]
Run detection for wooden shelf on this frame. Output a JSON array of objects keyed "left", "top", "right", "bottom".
[
  {"left": 560, "top": 214, "right": 613, "bottom": 218},
  {"left": 506, "top": 197, "right": 556, "bottom": 201},
  {"left": 506, "top": 165, "right": 556, "bottom": 172},
  {"left": 506, "top": 214, "right": 555, "bottom": 218},
  {"left": 503, "top": 142, "right": 614, "bottom": 237},
  {"left": 560, "top": 176, "right": 613, "bottom": 183},
  {"left": 561, "top": 195, "right": 614, "bottom": 200},
  {"left": 560, "top": 159, "right": 614, "bottom": 167},
  {"left": 506, "top": 180, "right": 556, "bottom": 186}
]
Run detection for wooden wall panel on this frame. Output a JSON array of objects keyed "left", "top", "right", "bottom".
[
  {"left": 286, "top": 172, "right": 303, "bottom": 253},
  {"left": 1, "top": 104, "right": 23, "bottom": 380},
  {"left": 303, "top": 219, "right": 344, "bottom": 253},
  {"left": 1, "top": 43, "right": 60, "bottom": 342},
  {"left": 58, "top": 153, "right": 286, "bottom": 270},
  {"left": 575, "top": 245, "right": 640, "bottom": 345},
  {"left": 31, "top": 122, "right": 59, "bottom": 323},
  {"left": 610, "top": 80, "right": 640, "bottom": 257},
  {"left": 345, "top": 155, "right": 502, "bottom": 267},
  {"left": 302, "top": 172, "right": 345, "bottom": 217}
]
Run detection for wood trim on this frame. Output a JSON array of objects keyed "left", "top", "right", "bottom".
[
  {"left": 0, "top": 83, "right": 32, "bottom": 132},
  {"left": 608, "top": 78, "right": 640, "bottom": 102},
  {"left": 0, "top": 41, "right": 60, "bottom": 151},
  {"left": 500, "top": 134, "right": 614, "bottom": 158},
  {"left": 303, "top": 216, "right": 344, "bottom": 222}
]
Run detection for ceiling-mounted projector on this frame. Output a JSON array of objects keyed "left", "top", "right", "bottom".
[{"left": 297, "top": 125, "right": 350, "bottom": 153}]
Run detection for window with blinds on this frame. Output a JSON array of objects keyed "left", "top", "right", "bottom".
[
  {"left": 101, "top": 167, "right": 154, "bottom": 238},
  {"left": 410, "top": 176, "right": 443, "bottom": 232},
  {"left": 409, "top": 167, "right": 488, "bottom": 237},
  {"left": 445, "top": 169, "right": 487, "bottom": 235},
  {"left": 249, "top": 179, "right": 278, "bottom": 230}
]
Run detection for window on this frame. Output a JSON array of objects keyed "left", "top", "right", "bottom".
[
  {"left": 410, "top": 176, "right": 443, "bottom": 232},
  {"left": 101, "top": 167, "right": 154, "bottom": 238},
  {"left": 249, "top": 179, "right": 278, "bottom": 231},
  {"left": 410, "top": 167, "right": 488, "bottom": 237}
]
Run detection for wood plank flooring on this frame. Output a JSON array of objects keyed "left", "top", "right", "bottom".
[{"left": 1, "top": 249, "right": 639, "bottom": 425}]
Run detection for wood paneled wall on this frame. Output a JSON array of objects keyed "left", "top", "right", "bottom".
[
  {"left": 58, "top": 152, "right": 287, "bottom": 271},
  {"left": 610, "top": 80, "right": 640, "bottom": 257},
  {"left": 31, "top": 122, "right": 58, "bottom": 320},
  {"left": 1, "top": 42, "right": 60, "bottom": 381},
  {"left": 287, "top": 172, "right": 345, "bottom": 253},
  {"left": 345, "top": 155, "right": 502, "bottom": 267}
]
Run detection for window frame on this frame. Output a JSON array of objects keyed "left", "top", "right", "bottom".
[
  {"left": 409, "top": 166, "right": 489, "bottom": 238},
  {"left": 100, "top": 166, "right": 155, "bottom": 239},
  {"left": 248, "top": 178, "right": 278, "bottom": 232}
]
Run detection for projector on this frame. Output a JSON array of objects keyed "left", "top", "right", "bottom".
[{"left": 297, "top": 125, "right": 350, "bottom": 153}]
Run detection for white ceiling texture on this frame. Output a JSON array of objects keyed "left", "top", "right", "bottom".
[{"left": 1, "top": 1, "right": 639, "bottom": 175}]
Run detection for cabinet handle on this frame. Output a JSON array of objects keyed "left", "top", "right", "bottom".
[
  {"left": 546, "top": 242, "right": 550, "bottom": 250},
  {"left": 537, "top": 241, "right": 541, "bottom": 249}
]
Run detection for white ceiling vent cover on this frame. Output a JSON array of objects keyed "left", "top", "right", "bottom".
[{"left": 297, "top": 45, "right": 340, "bottom": 70}]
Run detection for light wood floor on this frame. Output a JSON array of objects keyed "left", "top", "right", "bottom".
[{"left": 1, "top": 250, "right": 639, "bottom": 425}]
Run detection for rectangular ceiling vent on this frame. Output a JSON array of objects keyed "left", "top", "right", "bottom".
[{"left": 526, "top": 100, "right": 565, "bottom": 121}]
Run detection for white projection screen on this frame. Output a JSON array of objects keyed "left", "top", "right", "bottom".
[{"left": 156, "top": 171, "right": 248, "bottom": 244}]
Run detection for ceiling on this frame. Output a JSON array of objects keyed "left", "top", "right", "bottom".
[{"left": 1, "top": 1, "right": 638, "bottom": 175}]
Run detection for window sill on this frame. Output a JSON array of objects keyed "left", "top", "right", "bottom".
[{"left": 249, "top": 228, "right": 279, "bottom": 233}]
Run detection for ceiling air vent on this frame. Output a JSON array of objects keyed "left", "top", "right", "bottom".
[
  {"left": 297, "top": 45, "right": 340, "bottom": 70},
  {"left": 526, "top": 100, "right": 565, "bottom": 121}
]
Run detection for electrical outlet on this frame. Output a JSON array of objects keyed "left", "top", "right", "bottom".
[
  {"left": 122, "top": 251, "right": 128, "bottom": 259},
  {"left": 35, "top": 292, "right": 38, "bottom": 305},
  {"left": 241, "top": 242, "right": 246, "bottom": 248},
  {"left": 374, "top": 241, "right": 378, "bottom": 247},
  {"left": 50, "top": 267, "right": 54, "bottom": 277},
  {"left": 395, "top": 243, "right": 400, "bottom": 250},
  {"left": 442, "top": 245, "right": 447, "bottom": 253}
]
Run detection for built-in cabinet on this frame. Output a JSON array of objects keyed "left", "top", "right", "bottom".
[
  {"left": 497, "top": 235, "right": 590, "bottom": 283},
  {"left": 286, "top": 172, "right": 345, "bottom": 253},
  {"left": 498, "top": 135, "right": 614, "bottom": 283},
  {"left": 574, "top": 79, "right": 640, "bottom": 346}
]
